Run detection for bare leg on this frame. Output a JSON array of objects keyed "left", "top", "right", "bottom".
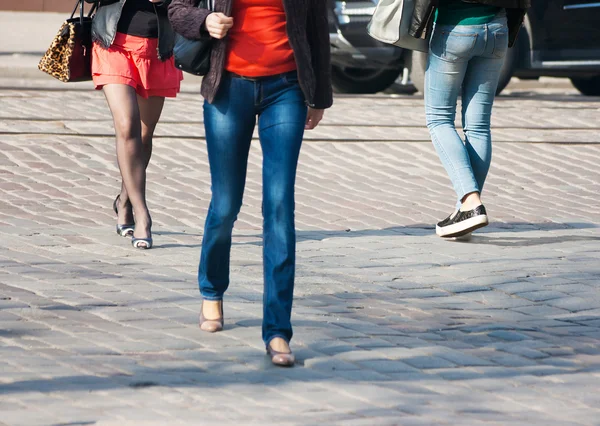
[{"left": 103, "top": 84, "right": 151, "bottom": 240}]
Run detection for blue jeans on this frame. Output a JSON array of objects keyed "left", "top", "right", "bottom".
[
  {"left": 199, "top": 71, "right": 307, "bottom": 345},
  {"left": 425, "top": 13, "right": 509, "bottom": 207}
]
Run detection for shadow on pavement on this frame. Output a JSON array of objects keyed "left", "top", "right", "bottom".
[
  {"left": 294, "top": 221, "right": 598, "bottom": 242},
  {"left": 152, "top": 221, "right": 598, "bottom": 249},
  {"left": 1, "top": 286, "right": 599, "bottom": 395},
  {"left": 464, "top": 234, "right": 600, "bottom": 247}
]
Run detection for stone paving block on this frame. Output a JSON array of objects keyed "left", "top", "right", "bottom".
[
  {"left": 515, "top": 290, "right": 567, "bottom": 302},
  {"left": 356, "top": 359, "right": 419, "bottom": 374},
  {"left": 434, "top": 350, "right": 496, "bottom": 367},
  {"left": 435, "top": 282, "right": 492, "bottom": 294},
  {"left": 487, "top": 330, "right": 532, "bottom": 341},
  {"left": 402, "top": 356, "right": 457, "bottom": 370},
  {"left": 502, "top": 347, "right": 551, "bottom": 360},
  {"left": 546, "top": 297, "right": 600, "bottom": 312},
  {"left": 303, "top": 357, "right": 362, "bottom": 372},
  {"left": 328, "top": 369, "right": 392, "bottom": 382},
  {"left": 511, "top": 304, "right": 570, "bottom": 317},
  {"left": 486, "top": 353, "right": 537, "bottom": 367}
]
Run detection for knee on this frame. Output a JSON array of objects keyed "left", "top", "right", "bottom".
[
  {"left": 114, "top": 117, "right": 141, "bottom": 144},
  {"left": 264, "top": 186, "right": 294, "bottom": 224},
  {"left": 464, "top": 122, "right": 491, "bottom": 135},
  {"left": 426, "top": 112, "right": 452, "bottom": 132},
  {"left": 141, "top": 124, "right": 157, "bottom": 145},
  {"left": 210, "top": 198, "right": 242, "bottom": 225}
]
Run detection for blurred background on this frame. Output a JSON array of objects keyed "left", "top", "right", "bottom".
[{"left": 0, "top": 0, "right": 597, "bottom": 97}]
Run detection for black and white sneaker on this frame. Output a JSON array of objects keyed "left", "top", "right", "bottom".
[{"left": 436, "top": 205, "right": 488, "bottom": 238}]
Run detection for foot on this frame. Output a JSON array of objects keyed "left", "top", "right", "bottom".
[
  {"left": 436, "top": 205, "right": 488, "bottom": 238},
  {"left": 199, "top": 300, "right": 224, "bottom": 332},
  {"left": 267, "top": 338, "right": 295, "bottom": 367},
  {"left": 113, "top": 194, "right": 135, "bottom": 237},
  {"left": 114, "top": 194, "right": 134, "bottom": 226},
  {"left": 132, "top": 216, "right": 152, "bottom": 241}
]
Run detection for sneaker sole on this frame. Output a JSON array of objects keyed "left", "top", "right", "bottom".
[
  {"left": 448, "top": 233, "right": 473, "bottom": 242},
  {"left": 436, "top": 215, "right": 488, "bottom": 238}
]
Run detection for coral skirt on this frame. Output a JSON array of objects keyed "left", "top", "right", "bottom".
[{"left": 92, "top": 32, "right": 183, "bottom": 98}]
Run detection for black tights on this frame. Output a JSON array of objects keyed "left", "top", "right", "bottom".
[{"left": 103, "top": 85, "right": 165, "bottom": 239}]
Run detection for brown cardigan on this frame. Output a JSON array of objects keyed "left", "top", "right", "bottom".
[{"left": 168, "top": 0, "right": 333, "bottom": 109}]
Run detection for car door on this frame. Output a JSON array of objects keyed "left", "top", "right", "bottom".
[{"left": 536, "top": 0, "right": 600, "bottom": 62}]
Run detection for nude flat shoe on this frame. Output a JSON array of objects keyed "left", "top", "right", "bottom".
[
  {"left": 266, "top": 341, "right": 295, "bottom": 367},
  {"left": 199, "top": 300, "right": 224, "bottom": 333}
]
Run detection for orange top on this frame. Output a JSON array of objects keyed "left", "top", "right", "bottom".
[{"left": 225, "top": 0, "right": 297, "bottom": 77}]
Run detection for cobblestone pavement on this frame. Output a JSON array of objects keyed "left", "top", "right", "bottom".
[{"left": 0, "top": 79, "right": 599, "bottom": 426}]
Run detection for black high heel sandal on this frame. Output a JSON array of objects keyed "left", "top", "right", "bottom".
[{"left": 113, "top": 195, "right": 135, "bottom": 237}]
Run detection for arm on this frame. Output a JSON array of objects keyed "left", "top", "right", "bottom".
[
  {"left": 306, "top": 0, "right": 333, "bottom": 109},
  {"left": 168, "top": 0, "right": 212, "bottom": 40}
]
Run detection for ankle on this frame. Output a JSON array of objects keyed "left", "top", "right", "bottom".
[
  {"left": 460, "top": 193, "right": 482, "bottom": 211},
  {"left": 118, "top": 194, "right": 130, "bottom": 208},
  {"left": 460, "top": 202, "right": 482, "bottom": 212},
  {"left": 269, "top": 337, "right": 291, "bottom": 353},
  {"left": 202, "top": 300, "right": 222, "bottom": 319},
  {"left": 134, "top": 214, "right": 152, "bottom": 229}
]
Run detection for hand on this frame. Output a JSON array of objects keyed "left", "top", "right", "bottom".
[
  {"left": 205, "top": 13, "right": 234, "bottom": 39},
  {"left": 305, "top": 108, "right": 324, "bottom": 130}
]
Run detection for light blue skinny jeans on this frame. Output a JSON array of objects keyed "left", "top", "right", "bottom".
[{"left": 425, "top": 13, "right": 509, "bottom": 207}]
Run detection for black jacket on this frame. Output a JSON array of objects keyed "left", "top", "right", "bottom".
[
  {"left": 168, "top": 0, "right": 333, "bottom": 109},
  {"left": 411, "top": 0, "right": 531, "bottom": 48},
  {"left": 85, "top": 0, "right": 176, "bottom": 60}
]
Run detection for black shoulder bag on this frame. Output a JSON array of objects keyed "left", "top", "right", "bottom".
[{"left": 173, "top": 0, "right": 214, "bottom": 76}]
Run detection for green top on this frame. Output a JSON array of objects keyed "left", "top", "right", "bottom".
[{"left": 435, "top": 1, "right": 502, "bottom": 25}]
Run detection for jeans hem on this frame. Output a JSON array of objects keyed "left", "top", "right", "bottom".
[{"left": 201, "top": 295, "right": 224, "bottom": 301}]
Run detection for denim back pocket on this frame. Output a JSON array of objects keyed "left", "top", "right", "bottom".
[
  {"left": 492, "top": 30, "right": 509, "bottom": 59},
  {"left": 432, "top": 29, "right": 478, "bottom": 62}
]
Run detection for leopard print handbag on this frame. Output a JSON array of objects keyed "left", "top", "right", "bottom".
[{"left": 38, "top": 0, "right": 97, "bottom": 82}]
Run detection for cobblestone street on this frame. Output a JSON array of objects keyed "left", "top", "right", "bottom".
[{"left": 0, "top": 77, "right": 599, "bottom": 425}]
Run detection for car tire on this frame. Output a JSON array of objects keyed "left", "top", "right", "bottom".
[
  {"left": 570, "top": 76, "right": 600, "bottom": 96},
  {"left": 495, "top": 35, "right": 522, "bottom": 95},
  {"left": 407, "top": 50, "right": 427, "bottom": 94},
  {"left": 331, "top": 66, "right": 403, "bottom": 94}
]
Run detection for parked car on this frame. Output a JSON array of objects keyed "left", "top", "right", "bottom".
[
  {"left": 328, "top": 0, "right": 408, "bottom": 93},
  {"left": 330, "top": 0, "right": 600, "bottom": 96}
]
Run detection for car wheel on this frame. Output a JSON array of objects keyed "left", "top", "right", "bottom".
[
  {"left": 570, "top": 76, "right": 600, "bottom": 96},
  {"left": 495, "top": 35, "right": 522, "bottom": 95},
  {"left": 407, "top": 50, "right": 427, "bottom": 94},
  {"left": 331, "top": 66, "right": 403, "bottom": 94}
]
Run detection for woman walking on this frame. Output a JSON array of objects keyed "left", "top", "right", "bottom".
[
  {"left": 412, "top": 0, "right": 529, "bottom": 238},
  {"left": 169, "top": 0, "right": 332, "bottom": 366},
  {"left": 86, "top": 0, "right": 183, "bottom": 249}
]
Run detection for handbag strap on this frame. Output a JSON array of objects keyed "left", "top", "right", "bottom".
[{"left": 70, "top": 0, "right": 98, "bottom": 23}]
